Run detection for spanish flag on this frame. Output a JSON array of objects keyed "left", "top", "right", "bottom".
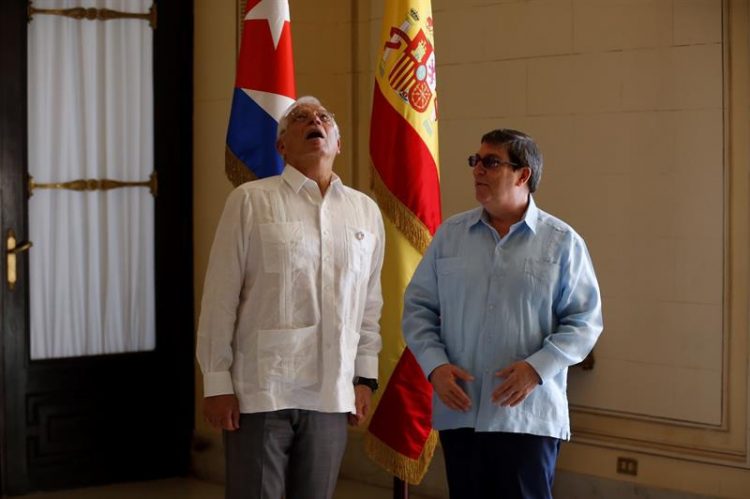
[
  {"left": 364, "top": 0, "right": 441, "bottom": 484},
  {"left": 225, "top": 0, "right": 296, "bottom": 186}
]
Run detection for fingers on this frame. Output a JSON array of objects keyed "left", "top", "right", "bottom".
[
  {"left": 351, "top": 413, "right": 365, "bottom": 427},
  {"left": 358, "top": 401, "right": 370, "bottom": 421},
  {"left": 353, "top": 403, "right": 364, "bottom": 422},
  {"left": 496, "top": 365, "right": 513, "bottom": 378},
  {"left": 493, "top": 384, "right": 531, "bottom": 407},
  {"left": 348, "top": 404, "right": 365, "bottom": 427},
  {"left": 203, "top": 407, "right": 223, "bottom": 429},
  {"left": 207, "top": 411, "right": 240, "bottom": 431},
  {"left": 349, "top": 385, "right": 372, "bottom": 427},
  {"left": 505, "top": 391, "right": 528, "bottom": 407},
  {"left": 231, "top": 407, "right": 241, "bottom": 430},
  {"left": 223, "top": 408, "right": 240, "bottom": 431},
  {"left": 492, "top": 362, "right": 539, "bottom": 406},
  {"left": 441, "top": 385, "right": 472, "bottom": 412},
  {"left": 207, "top": 417, "right": 228, "bottom": 430},
  {"left": 492, "top": 367, "right": 518, "bottom": 404},
  {"left": 452, "top": 365, "right": 475, "bottom": 382},
  {"left": 431, "top": 364, "right": 473, "bottom": 412},
  {"left": 203, "top": 395, "right": 240, "bottom": 431}
]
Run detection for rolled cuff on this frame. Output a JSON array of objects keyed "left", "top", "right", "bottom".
[
  {"left": 203, "top": 371, "right": 235, "bottom": 397},
  {"left": 525, "top": 348, "right": 564, "bottom": 384},
  {"left": 355, "top": 354, "right": 379, "bottom": 380}
]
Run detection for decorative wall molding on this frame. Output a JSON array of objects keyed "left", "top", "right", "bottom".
[{"left": 568, "top": 0, "right": 749, "bottom": 470}]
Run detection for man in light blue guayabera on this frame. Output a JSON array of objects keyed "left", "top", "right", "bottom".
[{"left": 403, "top": 129, "right": 603, "bottom": 499}]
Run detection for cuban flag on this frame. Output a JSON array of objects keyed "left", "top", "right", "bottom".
[{"left": 226, "top": 0, "right": 296, "bottom": 185}]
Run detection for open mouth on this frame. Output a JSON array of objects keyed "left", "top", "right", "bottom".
[{"left": 305, "top": 130, "right": 325, "bottom": 140}]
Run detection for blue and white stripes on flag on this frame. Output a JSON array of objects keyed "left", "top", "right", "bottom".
[{"left": 226, "top": 0, "right": 296, "bottom": 185}]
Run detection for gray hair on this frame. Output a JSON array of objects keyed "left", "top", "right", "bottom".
[
  {"left": 481, "top": 129, "right": 543, "bottom": 193},
  {"left": 276, "top": 95, "right": 340, "bottom": 140}
]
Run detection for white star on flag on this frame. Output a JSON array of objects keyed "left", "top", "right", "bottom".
[
  {"left": 243, "top": 89, "right": 295, "bottom": 122},
  {"left": 245, "top": 0, "right": 290, "bottom": 50}
]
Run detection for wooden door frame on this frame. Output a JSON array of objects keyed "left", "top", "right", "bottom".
[
  {"left": 0, "top": 0, "right": 31, "bottom": 492},
  {"left": 0, "top": 0, "right": 194, "bottom": 494}
]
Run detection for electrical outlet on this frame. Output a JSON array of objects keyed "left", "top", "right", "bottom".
[{"left": 616, "top": 457, "right": 638, "bottom": 476}]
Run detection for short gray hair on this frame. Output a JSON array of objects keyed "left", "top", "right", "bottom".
[
  {"left": 481, "top": 129, "right": 543, "bottom": 193},
  {"left": 276, "top": 95, "right": 340, "bottom": 140}
]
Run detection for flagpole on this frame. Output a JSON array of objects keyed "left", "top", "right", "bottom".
[{"left": 394, "top": 477, "right": 409, "bottom": 499}]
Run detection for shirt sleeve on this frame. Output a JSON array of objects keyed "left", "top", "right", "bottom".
[
  {"left": 354, "top": 204, "right": 385, "bottom": 380},
  {"left": 195, "top": 187, "right": 253, "bottom": 397},
  {"left": 402, "top": 232, "right": 451, "bottom": 380},
  {"left": 525, "top": 233, "right": 603, "bottom": 383}
]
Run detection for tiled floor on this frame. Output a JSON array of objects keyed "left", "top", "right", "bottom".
[{"left": 23, "top": 477, "right": 433, "bottom": 499}]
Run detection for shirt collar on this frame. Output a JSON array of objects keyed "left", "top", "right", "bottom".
[
  {"left": 468, "top": 207, "right": 485, "bottom": 228},
  {"left": 281, "top": 165, "right": 342, "bottom": 195},
  {"left": 470, "top": 195, "right": 539, "bottom": 234},
  {"left": 524, "top": 195, "right": 539, "bottom": 233}
]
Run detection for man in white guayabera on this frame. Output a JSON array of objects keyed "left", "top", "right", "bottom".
[{"left": 197, "top": 96, "right": 384, "bottom": 499}]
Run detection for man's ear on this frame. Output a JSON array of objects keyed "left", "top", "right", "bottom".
[
  {"left": 276, "top": 138, "right": 285, "bottom": 155},
  {"left": 336, "top": 138, "right": 341, "bottom": 154},
  {"left": 517, "top": 166, "right": 531, "bottom": 186}
]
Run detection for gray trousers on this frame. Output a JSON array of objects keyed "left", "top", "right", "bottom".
[{"left": 224, "top": 410, "right": 348, "bottom": 499}]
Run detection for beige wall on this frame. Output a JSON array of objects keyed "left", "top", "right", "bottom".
[
  {"left": 194, "top": 0, "right": 750, "bottom": 497},
  {"left": 193, "top": 0, "right": 234, "bottom": 437}
]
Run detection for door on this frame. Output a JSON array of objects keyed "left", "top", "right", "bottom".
[{"left": 0, "top": 0, "right": 194, "bottom": 494}]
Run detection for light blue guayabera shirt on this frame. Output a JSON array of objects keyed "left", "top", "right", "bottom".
[{"left": 403, "top": 196, "right": 602, "bottom": 440}]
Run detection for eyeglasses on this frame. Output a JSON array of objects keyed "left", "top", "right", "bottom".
[
  {"left": 468, "top": 154, "right": 518, "bottom": 170},
  {"left": 289, "top": 108, "right": 336, "bottom": 125}
]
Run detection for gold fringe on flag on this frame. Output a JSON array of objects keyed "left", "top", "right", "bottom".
[
  {"left": 225, "top": 146, "right": 257, "bottom": 187},
  {"left": 363, "top": 430, "right": 439, "bottom": 485},
  {"left": 371, "top": 167, "right": 432, "bottom": 254}
]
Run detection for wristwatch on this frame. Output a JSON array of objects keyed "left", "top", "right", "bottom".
[{"left": 354, "top": 376, "right": 379, "bottom": 393}]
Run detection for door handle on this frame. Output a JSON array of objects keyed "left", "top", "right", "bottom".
[{"left": 7, "top": 229, "right": 33, "bottom": 291}]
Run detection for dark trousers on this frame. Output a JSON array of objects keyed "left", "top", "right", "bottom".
[
  {"left": 224, "top": 410, "right": 348, "bottom": 499},
  {"left": 439, "top": 428, "right": 561, "bottom": 499}
]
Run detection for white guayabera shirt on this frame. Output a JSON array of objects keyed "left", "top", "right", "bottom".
[{"left": 197, "top": 166, "right": 384, "bottom": 414}]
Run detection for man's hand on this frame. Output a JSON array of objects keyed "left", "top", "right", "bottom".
[
  {"left": 348, "top": 384, "right": 373, "bottom": 426},
  {"left": 492, "top": 361, "right": 541, "bottom": 407},
  {"left": 429, "top": 364, "right": 474, "bottom": 412},
  {"left": 204, "top": 394, "right": 240, "bottom": 431}
]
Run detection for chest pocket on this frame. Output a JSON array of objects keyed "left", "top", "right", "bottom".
[
  {"left": 346, "top": 226, "right": 375, "bottom": 276},
  {"left": 523, "top": 257, "right": 560, "bottom": 283},
  {"left": 259, "top": 222, "right": 304, "bottom": 273},
  {"left": 523, "top": 257, "right": 561, "bottom": 306}
]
